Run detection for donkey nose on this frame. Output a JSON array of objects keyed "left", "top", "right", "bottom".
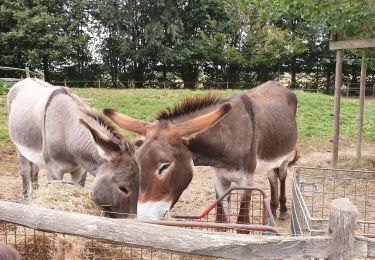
[{"left": 137, "top": 201, "right": 172, "bottom": 220}]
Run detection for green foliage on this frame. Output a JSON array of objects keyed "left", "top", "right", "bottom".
[
  {"left": 0, "top": 0, "right": 90, "bottom": 81},
  {"left": 254, "top": 0, "right": 375, "bottom": 39},
  {"left": 0, "top": 84, "right": 10, "bottom": 95},
  {"left": 1, "top": 0, "right": 375, "bottom": 87}
]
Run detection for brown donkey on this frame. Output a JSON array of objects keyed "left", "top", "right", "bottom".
[{"left": 104, "top": 81, "right": 298, "bottom": 222}]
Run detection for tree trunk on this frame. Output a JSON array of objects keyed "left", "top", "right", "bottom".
[
  {"left": 43, "top": 56, "right": 50, "bottom": 82},
  {"left": 163, "top": 64, "right": 167, "bottom": 81},
  {"left": 134, "top": 62, "right": 145, "bottom": 88},
  {"left": 257, "top": 65, "right": 269, "bottom": 83},
  {"left": 227, "top": 64, "right": 240, "bottom": 88},
  {"left": 181, "top": 64, "right": 199, "bottom": 89},
  {"left": 290, "top": 56, "right": 297, "bottom": 89},
  {"left": 325, "top": 64, "right": 332, "bottom": 92}
]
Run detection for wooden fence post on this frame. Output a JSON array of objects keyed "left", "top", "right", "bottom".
[
  {"left": 25, "top": 67, "right": 30, "bottom": 78},
  {"left": 329, "top": 198, "right": 358, "bottom": 260},
  {"left": 356, "top": 50, "right": 367, "bottom": 159},
  {"left": 332, "top": 32, "right": 344, "bottom": 168}
]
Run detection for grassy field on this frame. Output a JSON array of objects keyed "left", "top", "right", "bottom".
[{"left": 0, "top": 88, "right": 374, "bottom": 148}]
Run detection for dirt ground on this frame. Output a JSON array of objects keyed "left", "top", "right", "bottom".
[{"left": 0, "top": 143, "right": 374, "bottom": 235}]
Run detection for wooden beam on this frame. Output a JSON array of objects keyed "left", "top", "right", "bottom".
[
  {"left": 0, "top": 200, "right": 371, "bottom": 259},
  {"left": 329, "top": 39, "right": 375, "bottom": 50}
]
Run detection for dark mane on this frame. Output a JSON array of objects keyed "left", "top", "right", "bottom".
[{"left": 156, "top": 93, "right": 224, "bottom": 120}]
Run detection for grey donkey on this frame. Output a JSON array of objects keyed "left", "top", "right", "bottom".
[{"left": 7, "top": 78, "right": 139, "bottom": 218}]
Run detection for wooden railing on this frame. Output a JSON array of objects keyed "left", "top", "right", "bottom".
[{"left": 0, "top": 198, "right": 373, "bottom": 259}]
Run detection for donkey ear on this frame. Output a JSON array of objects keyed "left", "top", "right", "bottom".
[
  {"left": 171, "top": 103, "right": 232, "bottom": 140},
  {"left": 103, "top": 109, "right": 152, "bottom": 136},
  {"left": 80, "top": 119, "right": 120, "bottom": 161}
]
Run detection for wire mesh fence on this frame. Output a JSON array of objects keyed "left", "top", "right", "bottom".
[
  {"left": 291, "top": 166, "right": 375, "bottom": 237},
  {"left": 0, "top": 221, "right": 226, "bottom": 260},
  {"left": 0, "top": 186, "right": 278, "bottom": 259},
  {"left": 171, "top": 188, "right": 273, "bottom": 225}
]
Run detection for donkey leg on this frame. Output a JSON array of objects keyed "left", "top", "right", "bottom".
[
  {"left": 70, "top": 167, "right": 87, "bottom": 187},
  {"left": 277, "top": 162, "right": 289, "bottom": 220},
  {"left": 46, "top": 164, "right": 64, "bottom": 182},
  {"left": 30, "top": 163, "right": 39, "bottom": 190},
  {"left": 16, "top": 150, "right": 32, "bottom": 200},
  {"left": 237, "top": 189, "right": 252, "bottom": 224},
  {"left": 267, "top": 169, "right": 279, "bottom": 219},
  {"left": 212, "top": 168, "right": 231, "bottom": 223}
]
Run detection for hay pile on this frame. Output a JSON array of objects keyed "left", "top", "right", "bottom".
[
  {"left": 24, "top": 183, "right": 167, "bottom": 259},
  {"left": 29, "top": 182, "right": 103, "bottom": 216},
  {"left": 25, "top": 183, "right": 103, "bottom": 259}
]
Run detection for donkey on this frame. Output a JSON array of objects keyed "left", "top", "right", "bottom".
[
  {"left": 7, "top": 78, "right": 139, "bottom": 218},
  {"left": 104, "top": 81, "right": 298, "bottom": 221}
]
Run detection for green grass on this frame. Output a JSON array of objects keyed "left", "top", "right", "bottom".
[{"left": 1, "top": 88, "right": 374, "bottom": 147}]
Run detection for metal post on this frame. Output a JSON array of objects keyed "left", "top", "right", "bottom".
[
  {"left": 332, "top": 32, "right": 343, "bottom": 168},
  {"left": 25, "top": 67, "right": 30, "bottom": 78},
  {"left": 356, "top": 50, "right": 367, "bottom": 159},
  {"left": 98, "top": 79, "right": 101, "bottom": 88},
  {"left": 64, "top": 79, "right": 67, "bottom": 87}
]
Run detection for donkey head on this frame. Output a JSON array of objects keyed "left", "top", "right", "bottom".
[
  {"left": 80, "top": 119, "right": 139, "bottom": 218},
  {"left": 103, "top": 103, "right": 231, "bottom": 220}
]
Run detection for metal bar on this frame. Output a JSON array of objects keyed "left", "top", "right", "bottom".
[
  {"left": 142, "top": 220, "right": 280, "bottom": 235},
  {"left": 292, "top": 166, "right": 375, "bottom": 174}
]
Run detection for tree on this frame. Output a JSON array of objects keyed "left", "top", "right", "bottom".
[{"left": 0, "top": 0, "right": 91, "bottom": 82}]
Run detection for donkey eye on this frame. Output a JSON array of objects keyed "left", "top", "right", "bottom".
[
  {"left": 158, "top": 163, "right": 171, "bottom": 176},
  {"left": 118, "top": 186, "right": 129, "bottom": 194}
]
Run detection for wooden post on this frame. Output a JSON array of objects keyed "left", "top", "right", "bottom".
[
  {"left": 98, "top": 79, "right": 101, "bottom": 88},
  {"left": 329, "top": 198, "right": 358, "bottom": 260},
  {"left": 25, "top": 67, "right": 30, "bottom": 78},
  {"left": 332, "top": 32, "right": 344, "bottom": 168},
  {"left": 64, "top": 79, "right": 67, "bottom": 87},
  {"left": 356, "top": 50, "right": 367, "bottom": 159}
]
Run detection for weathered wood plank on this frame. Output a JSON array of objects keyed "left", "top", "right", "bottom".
[
  {"left": 0, "top": 200, "right": 331, "bottom": 259},
  {"left": 329, "top": 39, "right": 375, "bottom": 50},
  {"left": 0, "top": 200, "right": 370, "bottom": 259},
  {"left": 329, "top": 198, "right": 358, "bottom": 260},
  {"left": 369, "top": 238, "right": 375, "bottom": 257},
  {"left": 356, "top": 235, "right": 375, "bottom": 258}
]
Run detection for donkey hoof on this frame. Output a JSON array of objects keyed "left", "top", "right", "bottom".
[{"left": 279, "top": 210, "right": 288, "bottom": 220}]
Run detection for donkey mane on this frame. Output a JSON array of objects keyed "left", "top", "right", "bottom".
[
  {"left": 64, "top": 88, "right": 135, "bottom": 153},
  {"left": 156, "top": 93, "right": 224, "bottom": 120}
]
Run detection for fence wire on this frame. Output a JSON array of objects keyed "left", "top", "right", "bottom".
[{"left": 291, "top": 166, "right": 375, "bottom": 237}]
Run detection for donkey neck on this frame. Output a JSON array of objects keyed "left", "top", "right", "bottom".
[{"left": 187, "top": 94, "right": 256, "bottom": 171}]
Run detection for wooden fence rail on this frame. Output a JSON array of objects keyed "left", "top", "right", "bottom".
[
  {"left": 0, "top": 199, "right": 373, "bottom": 259},
  {"left": 0, "top": 66, "right": 44, "bottom": 79}
]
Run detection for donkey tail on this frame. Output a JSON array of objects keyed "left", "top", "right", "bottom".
[{"left": 288, "top": 149, "right": 299, "bottom": 166}]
